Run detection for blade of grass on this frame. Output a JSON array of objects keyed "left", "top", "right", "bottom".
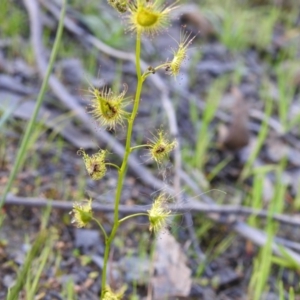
[
  {"left": 289, "top": 287, "right": 295, "bottom": 300},
  {"left": 276, "top": 66, "right": 296, "bottom": 132},
  {"left": 0, "top": 101, "right": 20, "bottom": 129},
  {"left": 194, "top": 77, "right": 228, "bottom": 170},
  {"left": 278, "top": 281, "right": 284, "bottom": 300},
  {"left": 65, "top": 279, "right": 77, "bottom": 300},
  {"left": 249, "top": 158, "right": 289, "bottom": 299},
  {"left": 207, "top": 155, "right": 232, "bottom": 182},
  {"left": 7, "top": 230, "right": 48, "bottom": 300},
  {"left": 250, "top": 230, "right": 273, "bottom": 299},
  {"left": 272, "top": 159, "right": 288, "bottom": 215},
  {"left": 27, "top": 240, "right": 52, "bottom": 299},
  {"left": 240, "top": 94, "right": 273, "bottom": 181},
  {"left": 248, "top": 172, "right": 264, "bottom": 228},
  {"left": 276, "top": 245, "right": 300, "bottom": 270},
  {"left": 0, "top": 0, "right": 67, "bottom": 208}
]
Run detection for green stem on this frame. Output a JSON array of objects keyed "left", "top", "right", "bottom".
[
  {"left": 105, "top": 163, "right": 120, "bottom": 171},
  {"left": 142, "top": 63, "right": 169, "bottom": 81},
  {"left": 100, "top": 31, "right": 143, "bottom": 299},
  {"left": 0, "top": 0, "right": 67, "bottom": 209},
  {"left": 118, "top": 213, "right": 149, "bottom": 224},
  {"left": 93, "top": 218, "right": 108, "bottom": 241},
  {"left": 130, "top": 144, "right": 149, "bottom": 152}
]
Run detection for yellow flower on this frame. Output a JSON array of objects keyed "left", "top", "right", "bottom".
[
  {"left": 71, "top": 199, "right": 93, "bottom": 228},
  {"left": 89, "top": 85, "right": 129, "bottom": 129},
  {"left": 103, "top": 285, "right": 126, "bottom": 300},
  {"left": 78, "top": 149, "right": 107, "bottom": 180},
  {"left": 148, "top": 130, "right": 177, "bottom": 163},
  {"left": 167, "top": 30, "right": 196, "bottom": 77},
  {"left": 147, "top": 193, "right": 171, "bottom": 233},
  {"left": 127, "top": 0, "right": 178, "bottom": 36}
]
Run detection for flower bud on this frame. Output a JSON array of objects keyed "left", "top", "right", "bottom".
[
  {"left": 149, "top": 130, "right": 177, "bottom": 163},
  {"left": 71, "top": 199, "right": 93, "bottom": 228},
  {"left": 89, "top": 85, "right": 129, "bottom": 129},
  {"left": 147, "top": 193, "right": 171, "bottom": 233},
  {"left": 78, "top": 149, "right": 107, "bottom": 180},
  {"left": 167, "top": 30, "right": 196, "bottom": 78}
]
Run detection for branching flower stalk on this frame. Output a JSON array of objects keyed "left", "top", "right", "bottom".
[
  {"left": 100, "top": 30, "right": 144, "bottom": 298},
  {"left": 70, "top": 1, "right": 195, "bottom": 298}
]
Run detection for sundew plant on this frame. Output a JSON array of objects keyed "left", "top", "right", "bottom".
[{"left": 70, "top": 0, "right": 194, "bottom": 298}]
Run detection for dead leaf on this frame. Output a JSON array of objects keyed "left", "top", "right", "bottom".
[
  {"left": 174, "top": 4, "right": 215, "bottom": 37},
  {"left": 218, "top": 87, "right": 250, "bottom": 151},
  {"left": 151, "top": 231, "right": 192, "bottom": 299}
]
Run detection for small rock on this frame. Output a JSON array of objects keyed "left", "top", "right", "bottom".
[
  {"left": 74, "top": 229, "right": 101, "bottom": 251},
  {"left": 119, "top": 256, "right": 150, "bottom": 284}
]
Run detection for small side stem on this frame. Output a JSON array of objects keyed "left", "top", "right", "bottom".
[
  {"left": 105, "top": 163, "right": 120, "bottom": 171},
  {"left": 119, "top": 213, "right": 149, "bottom": 224},
  {"left": 93, "top": 218, "right": 108, "bottom": 241},
  {"left": 142, "top": 63, "right": 170, "bottom": 81},
  {"left": 100, "top": 31, "right": 143, "bottom": 299},
  {"left": 130, "top": 144, "right": 149, "bottom": 152}
]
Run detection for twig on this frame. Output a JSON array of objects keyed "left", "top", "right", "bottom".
[
  {"left": 234, "top": 222, "right": 300, "bottom": 262},
  {"left": 4, "top": 194, "right": 300, "bottom": 228},
  {"left": 6, "top": 193, "right": 300, "bottom": 256}
]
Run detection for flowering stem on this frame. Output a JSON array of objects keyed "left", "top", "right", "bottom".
[
  {"left": 100, "top": 31, "right": 143, "bottom": 299},
  {"left": 93, "top": 218, "right": 108, "bottom": 241},
  {"left": 118, "top": 213, "right": 149, "bottom": 224}
]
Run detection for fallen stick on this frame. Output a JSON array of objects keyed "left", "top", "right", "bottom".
[{"left": 4, "top": 194, "right": 300, "bottom": 228}]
